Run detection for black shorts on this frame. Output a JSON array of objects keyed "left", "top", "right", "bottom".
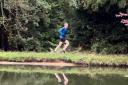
[{"left": 60, "top": 38, "right": 66, "bottom": 42}]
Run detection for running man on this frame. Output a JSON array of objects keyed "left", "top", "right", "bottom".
[{"left": 54, "top": 22, "right": 70, "bottom": 52}]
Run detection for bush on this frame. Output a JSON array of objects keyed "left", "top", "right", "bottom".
[
  {"left": 91, "top": 42, "right": 128, "bottom": 54},
  {"left": 24, "top": 38, "right": 42, "bottom": 52}
]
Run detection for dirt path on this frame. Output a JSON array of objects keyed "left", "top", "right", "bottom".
[{"left": 0, "top": 61, "right": 77, "bottom": 67}]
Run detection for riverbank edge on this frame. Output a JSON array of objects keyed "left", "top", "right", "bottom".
[
  {"left": 0, "top": 59, "right": 128, "bottom": 68},
  {"left": 0, "top": 51, "right": 128, "bottom": 67}
]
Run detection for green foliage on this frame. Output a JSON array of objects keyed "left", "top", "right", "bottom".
[
  {"left": 24, "top": 37, "right": 41, "bottom": 51},
  {"left": 74, "top": 0, "right": 128, "bottom": 54},
  {"left": 91, "top": 41, "right": 128, "bottom": 54},
  {"left": 78, "top": 0, "right": 127, "bottom": 11},
  {"left": 0, "top": 0, "right": 128, "bottom": 54}
]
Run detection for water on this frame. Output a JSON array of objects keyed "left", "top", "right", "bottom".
[{"left": 0, "top": 66, "right": 128, "bottom": 85}]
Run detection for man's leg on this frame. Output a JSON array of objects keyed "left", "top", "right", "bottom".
[
  {"left": 62, "top": 73, "right": 69, "bottom": 85},
  {"left": 55, "top": 73, "right": 62, "bottom": 82},
  {"left": 55, "top": 41, "right": 63, "bottom": 52},
  {"left": 63, "top": 40, "right": 69, "bottom": 52}
]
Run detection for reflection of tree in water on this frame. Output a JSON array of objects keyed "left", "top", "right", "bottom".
[
  {"left": 0, "top": 70, "right": 128, "bottom": 85},
  {"left": 0, "top": 72, "right": 54, "bottom": 85},
  {"left": 55, "top": 73, "right": 69, "bottom": 85}
]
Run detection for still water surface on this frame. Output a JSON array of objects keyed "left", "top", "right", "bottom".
[{"left": 0, "top": 66, "right": 127, "bottom": 85}]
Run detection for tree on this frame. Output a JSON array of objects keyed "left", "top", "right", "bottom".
[{"left": 0, "top": 0, "right": 128, "bottom": 54}]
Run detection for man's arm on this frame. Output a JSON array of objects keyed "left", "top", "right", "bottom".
[{"left": 58, "top": 28, "right": 63, "bottom": 34}]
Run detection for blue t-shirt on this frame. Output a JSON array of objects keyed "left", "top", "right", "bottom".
[{"left": 58, "top": 27, "right": 68, "bottom": 39}]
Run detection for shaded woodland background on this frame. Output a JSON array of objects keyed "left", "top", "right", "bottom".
[{"left": 0, "top": 0, "right": 128, "bottom": 54}]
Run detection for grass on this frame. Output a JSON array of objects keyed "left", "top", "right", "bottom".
[{"left": 0, "top": 51, "right": 128, "bottom": 66}]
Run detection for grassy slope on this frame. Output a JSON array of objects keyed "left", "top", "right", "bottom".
[{"left": 0, "top": 51, "right": 128, "bottom": 65}]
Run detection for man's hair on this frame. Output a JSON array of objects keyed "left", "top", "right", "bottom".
[{"left": 64, "top": 22, "right": 68, "bottom": 26}]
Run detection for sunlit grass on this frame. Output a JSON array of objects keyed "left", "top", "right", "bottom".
[{"left": 0, "top": 51, "right": 128, "bottom": 65}]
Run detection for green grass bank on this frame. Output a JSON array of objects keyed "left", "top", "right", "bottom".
[{"left": 0, "top": 51, "right": 128, "bottom": 67}]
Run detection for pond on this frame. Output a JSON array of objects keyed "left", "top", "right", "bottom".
[{"left": 0, "top": 65, "right": 128, "bottom": 85}]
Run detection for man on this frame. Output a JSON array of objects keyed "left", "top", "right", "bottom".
[{"left": 54, "top": 22, "right": 69, "bottom": 52}]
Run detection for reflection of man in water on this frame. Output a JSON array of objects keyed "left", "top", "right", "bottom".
[{"left": 55, "top": 73, "right": 69, "bottom": 85}]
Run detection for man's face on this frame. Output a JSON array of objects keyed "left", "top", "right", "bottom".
[{"left": 64, "top": 23, "right": 68, "bottom": 29}]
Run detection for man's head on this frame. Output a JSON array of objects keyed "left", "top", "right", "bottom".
[{"left": 64, "top": 22, "right": 69, "bottom": 29}]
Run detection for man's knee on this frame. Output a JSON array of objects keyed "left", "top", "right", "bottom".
[
  {"left": 65, "top": 40, "right": 69, "bottom": 46},
  {"left": 58, "top": 42, "right": 63, "bottom": 46}
]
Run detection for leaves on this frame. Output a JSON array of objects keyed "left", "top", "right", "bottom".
[{"left": 0, "top": 0, "right": 128, "bottom": 53}]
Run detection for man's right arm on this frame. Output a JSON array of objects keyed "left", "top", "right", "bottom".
[{"left": 58, "top": 28, "right": 63, "bottom": 34}]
